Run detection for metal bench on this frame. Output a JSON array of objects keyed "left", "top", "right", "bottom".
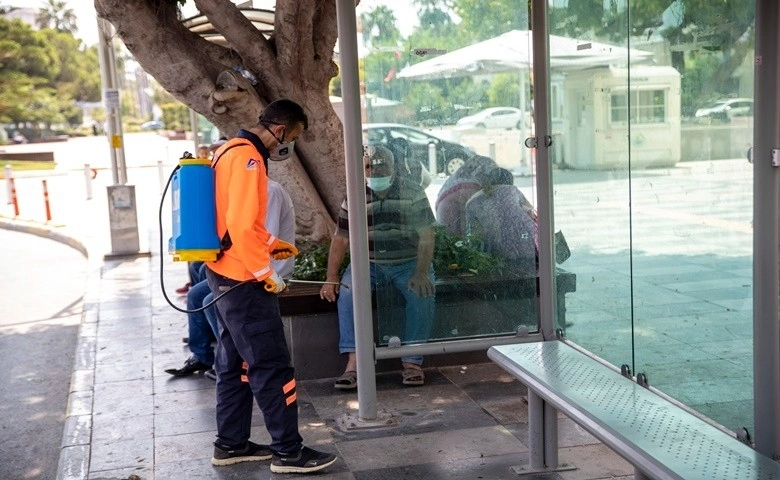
[{"left": 488, "top": 341, "right": 780, "bottom": 480}]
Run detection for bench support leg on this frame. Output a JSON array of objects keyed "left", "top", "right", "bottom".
[
  {"left": 544, "top": 401, "right": 558, "bottom": 468},
  {"left": 634, "top": 468, "right": 652, "bottom": 480},
  {"left": 513, "top": 391, "right": 576, "bottom": 476},
  {"left": 528, "top": 390, "right": 545, "bottom": 470}
]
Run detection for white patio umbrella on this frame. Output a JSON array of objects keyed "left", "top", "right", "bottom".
[
  {"left": 397, "top": 30, "right": 654, "bottom": 80},
  {"left": 396, "top": 30, "right": 653, "bottom": 174}
]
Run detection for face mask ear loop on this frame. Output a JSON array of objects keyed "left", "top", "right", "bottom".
[{"left": 262, "top": 122, "right": 285, "bottom": 146}]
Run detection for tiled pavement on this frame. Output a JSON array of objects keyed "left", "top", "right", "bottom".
[{"left": 60, "top": 246, "right": 635, "bottom": 479}]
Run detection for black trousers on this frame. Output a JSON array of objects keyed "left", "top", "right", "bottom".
[{"left": 205, "top": 267, "right": 302, "bottom": 454}]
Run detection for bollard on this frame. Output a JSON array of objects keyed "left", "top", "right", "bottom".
[
  {"left": 42, "top": 179, "right": 52, "bottom": 222},
  {"left": 9, "top": 176, "right": 19, "bottom": 216},
  {"left": 84, "top": 163, "right": 93, "bottom": 200},
  {"left": 4, "top": 164, "right": 12, "bottom": 205},
  {"left": 489, "top": 141, "right": 496, "bottom": 161},
  {"left": 427, "top": 143, "right": 437, "bottom": 176},
  {"left": 158, "top": 159, "right": 165, "bottom": 195}
]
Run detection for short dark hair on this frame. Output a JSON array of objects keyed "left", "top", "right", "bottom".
[{"left": 258, "top": 99, "right": 309, "bottom": 131}]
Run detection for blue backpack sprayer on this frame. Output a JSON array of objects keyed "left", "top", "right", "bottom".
[
  {"left": 158, "top": 147, "right": 344, "bottom": 312},
  {"left": 158, "top": 149, "right": 253, "bottom": 313}
]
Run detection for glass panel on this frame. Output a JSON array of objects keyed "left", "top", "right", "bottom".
[
  {"left": 629, "top": 1, "right": 755, "bottom": 431},
  {"left": 355, "top": 1, "right": 539, "bottom": 348},
  {"left": 549, "top": 5, "right": 634, "bottom": 367},
  {"left": 550, "top": 0, "right": 755, "bottom": 431}
]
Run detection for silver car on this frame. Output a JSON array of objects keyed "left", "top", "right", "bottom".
[
  {"left": 694, "top": 98, "right": 753, "bottom": 122},
  {"left": 363, "top": 123, "right": 475, "bottom": 175}
]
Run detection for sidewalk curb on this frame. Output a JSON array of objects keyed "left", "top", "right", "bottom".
[
  {"left": 0, "top": 217, "right": 94, "bottom": 480},
  {"left": 0, "top": 216, "right": 88, "bottom": 258}
]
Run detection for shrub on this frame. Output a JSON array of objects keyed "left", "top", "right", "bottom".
[
  {"left": 432, "top": 225, "right": 503, "bottom": 277},
  {"left": 294, "top": 227, "right": 502, "bottom": 282},
  {"left": 293, "top": 240, "right": 349, "bottom": 281}
]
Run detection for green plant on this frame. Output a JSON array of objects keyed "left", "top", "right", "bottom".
[
  {"left": 432, "top": 225, "right": 503, "bottom": 277},
  {"left": 293, "top": 227, "right": 502, "bottom": 281},
  {"left": 293, "top": 240, "right": 349, "bottom": 281}
]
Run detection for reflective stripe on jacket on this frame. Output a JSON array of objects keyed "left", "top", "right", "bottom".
[{"left": 207, "top": 137, "right": 280, "bottom": 281}]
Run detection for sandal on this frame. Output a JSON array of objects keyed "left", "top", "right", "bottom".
[
  {"left": 334, "top": 370, "right": 357, "bottom": 390},
  {"left": 402, "top": 367, "right": 425, "bottom": 386}
]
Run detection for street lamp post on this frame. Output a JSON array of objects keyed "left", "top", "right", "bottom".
[{"left": 97, "top": 17, "right": 143, "bottom": 257}]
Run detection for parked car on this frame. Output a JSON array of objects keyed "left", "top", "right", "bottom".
[
  {"left": 694, "top": 98, "right": 753, "bottom": 122},
  {"left": 141, "top": 120, "right": 165, "bottom": 130},
  {"left": 456, "top": 107, "right": 529, "bottom": 129},
  {"left": 363, "top": 123, "right": 475, "bottom": 175}
]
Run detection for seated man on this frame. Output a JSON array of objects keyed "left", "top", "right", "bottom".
[
  {"left": 165, "top": 178, "right": 296, "bottom": 378},
  {"left": 320, "top": 145, "right": 436, "bottom": 388}
]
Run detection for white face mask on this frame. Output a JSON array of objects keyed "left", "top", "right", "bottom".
[
  {"left": 269, "top": 140, "right": 294, "bottom": 161},
  {"left": 367, "top": 176, "right": 392, "bottom": 192},
  {"left": 264, "top": 123, "right": 295, "bottom": 161}
]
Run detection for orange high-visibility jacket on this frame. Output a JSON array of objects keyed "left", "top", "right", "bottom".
[{"left": 207, "top": 137, "right": 280, "bottom": 281}]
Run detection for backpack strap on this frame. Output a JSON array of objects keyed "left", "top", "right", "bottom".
[{"left": 211, "top": 142, "right": 252, "bottom": 260}]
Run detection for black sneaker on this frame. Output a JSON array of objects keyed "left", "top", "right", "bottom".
[
  {"left": 270, "top": 446, "right": 337, "bottom": 474},
  {"left": 211, "top": 440, "right": 272, "bottom": 466},
  {"left": 204, "top": 369, "right": 217, "bottom": 381}
]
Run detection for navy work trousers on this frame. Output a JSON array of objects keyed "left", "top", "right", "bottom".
[{"left": 205, "top": 267, "right": 302, "bottom": 454}]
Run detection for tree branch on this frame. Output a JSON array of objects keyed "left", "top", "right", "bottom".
[
  {"left": 311, "top": 1, "right": 340, "bottom": 86},
  {"left": 94, "top": 0, "right": 238, "bottom": 115},
  {"left": 193, "top": 0, "right": 280, "bottom": 91}
]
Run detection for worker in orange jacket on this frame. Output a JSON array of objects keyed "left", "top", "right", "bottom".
[{"left": 204, "top": 99, "right": 337, "bottom": 474}]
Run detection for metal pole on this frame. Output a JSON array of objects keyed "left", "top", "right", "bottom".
[
  {"left": 519, "top": 74, "right": 529, "bottom": 174},
  {"left": 158, "top": 160, "right": 165, "bottom": 195},
  {"left": 634, "top": 468, "right": 652, "bottom": 480},
  {"left": 97, "top": 16, "right": 140, "bottom": 256},
  {"left": 531, "top": 0, "right": 556, "bottom": 341},
  {"left": 428, "top": 143, "right": 437, "bottom": 175},
  {"left": 336, "top": 0, "right": 378, "bottom": 421},
  {"left": 4, "top": 165, "right": 12, "bottom": 204},
  {"left": 96, "top": 18, "right": 127, "bottom": 185},
  {"left": 753, "top": 0, "right": 780, "bottom": 460},
  {"left": 9, "top": 176, "right": 19, "bottom": 216},
  {"left": 189, "top": 108, "right": 200, "bottom": 154},
  {"left": 527, "top": 390, "right": 545, "bottom": 470},
  {"left": 543, "top": 402, "right": 558, "bottom": 468},
  {"left": 42, "top": 180, "right": 51, "bottom": 222},
  {"left": 84, "top": 164, "right": 93, "bottom": 200},
  {"left": 374, "top": 333, "right": 542, "bottom": 359}
]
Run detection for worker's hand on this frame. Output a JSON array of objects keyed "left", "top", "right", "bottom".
[
  {"left": 271, "top": 239, "right": 298, "bottom": 260},
  {"left": 263, "top": 270, "right": 287, "bottom": 294}
]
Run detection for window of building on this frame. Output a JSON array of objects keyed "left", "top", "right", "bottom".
[{"left": 610, "top": 89, "right": 666, "bottom": 124}]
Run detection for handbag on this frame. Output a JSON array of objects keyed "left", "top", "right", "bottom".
[{"left": 555, "top": 231, "right": 571, "bottom": 264}]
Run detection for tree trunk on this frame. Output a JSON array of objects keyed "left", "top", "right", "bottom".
[{"left": 94, "top": 0, "right": 346, "bottom": 242}]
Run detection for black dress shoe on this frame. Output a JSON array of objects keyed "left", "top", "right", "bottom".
[{"left": 165, "top": 356, "right": 212, "bottom": 377}]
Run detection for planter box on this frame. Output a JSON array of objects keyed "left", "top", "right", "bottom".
[
  {"left": 279, "top": 270, "right": 577, "bottom": 380},
  {"left": 0, "top": 151, "right": 55, "bottom": 162}
]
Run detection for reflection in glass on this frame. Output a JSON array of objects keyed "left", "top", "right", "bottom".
[
  {"left": 350, "top": 0, "right": 756, "bottom": 437},
  {"left": 355, "top": 1, "right": 540, "bottom": 349},
  {"left": 550, "top": 0, "right": 755, "bottom": 431}
]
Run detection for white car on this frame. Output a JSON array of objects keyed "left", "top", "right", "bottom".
[
  {"left": 694, "top": 98, "right": 753, "bottom": 122},
  {"left": 456, "top": 107, "right": 529, "bottom": 129}
]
